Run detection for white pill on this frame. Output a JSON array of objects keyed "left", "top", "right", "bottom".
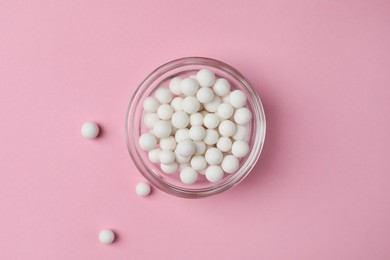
[
  {"left": 218, "top": 120, "right": 236, "bottom": 137},
  {"left": 190, "top": 113, "right": 204, "bottom": 126},
  {"left": 196, "top": 69, "right": 215, "bottom": 87},
  {"left": 182, "top": 96, "right": 200, "bottom": 114},
  {"left": 176, "top": 153, "right": 191, "bottom": 163},
  {"left": 233, "top": 125, "right": 250, "bottom": 141},
  {"left": 196, "top": 87, "right": 214, "bottom": 103},
  {"left": 171, "top": 97, "right": 184, "bottom": 111},
  {"left": 139, "top": 133, "right": 157, "bottom": 151},
  {"left": 159, "top": 136, "right": 177, "bottom": 150},
  {"left": 205, "top": 147, "right": 223, "bottom": 165},
  {"left": 194, "top": 141, "right": 207, "bottom": 155},
  {"left": 175, "top": 128, "right": 190, "bottom": 142},
  {"left": 143, "top": 96, "right": 160, "bottom": 112},
  {"left": 154, "top": 87, "right": 173, "bottom": 104},
  {"left": 217, "top": 103, "right": 234, "bottom": 119},
  {"left": 171, "top": 111, "right": 190, "bottom": 129},
  {"left": 189, "top": 125, "right": 206, "bottom": 141},
  {"left": 180, "top": 78, "right": 199, "bottom": 96},
  {"left": 216, "top": 137, "right": 232, "bottom": 152},
  {"left": 161, "top": 162, "right": 178, "bottom": 174},
  {"left": 135, "top": 182, "right": 151, "bottom": 197},
  {"left": 143, "top": 113, "right": 159, "bottom": 129},
  {"left": 229, "top": 90, "right": 247, "bottom": 108},
  {"left": 159, "top": 150, "right": 175, "bottom": 164},
  {"left": 222, "top": 93, "right": 230, "bottom": 103},
  {"left": 213, "top": 78, "right": 231, "bottom": 96},
  {"left": 203, "top": 113, "right": 219, "bottom": 129},
  {"left": 205, "top": 166, "right": 224, "bottom": 183},
  {"left": 204, "top": 96, "right": 221, "bottom": 113},
  {"left": 148, "top": 148, "right": 162, "bottom": 163},
  {"left": 169, "top": 77, "right": 182, "bottom": 95},
  {"left": 99, "top": 229, "right": 115, "bottom": 244},
  {"left": 180, "top": 167, "right": 199, "bottom": 184},
  {"left": 203, "top": 129, "right": 219, "bottom": 145},
  {"left": 221, "top": 155, "right": 240, "bottom": 174},
  {"left": 234, "top": 107, "right": 252, "bottom": 125},
  {"left": 176, "top": 139, "right": 195, "bottom": 157},
  {"left": 157, "top": 104, "right": 174, "bottom": 120},
  {"left": 190, "top": 156, "right": 207, "bottom": 171},
  {"left": 231, "top": 140, "right": 250, "bottom": 158},
  {"left": 152, "top": 120, "right": 172, "bottom": 138},
  {"left": 81, "top": 122, "right": 100, "bottom": 139}
]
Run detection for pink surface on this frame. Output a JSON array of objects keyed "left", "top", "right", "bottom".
[{"left": 1, "top": 0, "right": 390, "bottom": 259}]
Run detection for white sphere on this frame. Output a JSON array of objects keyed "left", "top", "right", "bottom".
[
  {"left": 190, "top": 113, "right": 204, "bottom": 126},
  {"left": 143, "top": 113, "right": 159, "bottom": 129},
  {"left": 205, "top": 166, "right": 224, "bottom": 183},
  {"left": 171, "top": 97, "right": 184, "bottom": 111},
  {"left": 196, "top": 69, "right": 215, "bottom": 87},
  {"left": 159, "top": 136, "right": 177, "bottom": 150},
  {"left": 229, "top": 90, "right": 247, "bottom": 108},
  {"left": 180, "top": 167, "right": 199, "bottom": 184},
  {"left": 216, "top": 137, "right": 232, "bottom": 152},
  {"left": 176, "top": 139, "right": 195, "bottom": 157},
  {"left": 205, "top": 147, "right": 223, "bottom": 165},
  {"left": 142, "top": 96, "right": 160, "bottom": 112},
  {"left": 152, "top": 120, "right": 172, "bottom": 138},
  {"left": 190, "top": 156, "right": 207, "bottom": 171},
  {"left": 180, "top": 78, "right": 199, "bottom": 96},
  {"left": 148, "top": 148, "right": 162, "bottom": 163},
  {"left": 154, "top": 87, "right": 173, "bottom": 104},
  {"left": 182, "top": 96, "right": 200, "bottom": 114},
  {"left": 218, "top": 120, "right": 236, "bottom": 137},
  {"left": 233, "top": 125, "right": 250, "bottom": 141},
  {"left": 160, "top": 162, "right": 178, "bottom": 174},
  {"left": 157, "top": 104, "right": 174, "bottom": 120},
  {"left": 159, "top": 150, "right": 175, "bottom": 164},
  {"left": 139, "top": 133, "right": 157, "bottom": 151},
  {"left": 203, "top": 113, "right": 220, "bottom": 129},
  {"left": 231, "top": 140, "right": 250, "bottom": 158},
  {"left": 81, "top": 122, "right": 100, "bottom": 139},
  {"left": 169, "top": 77, "right": 182, "bottom": 95},
  {"left": 135, "top": 182, "right": 151, "bottom": 197},
  {"left": 189, "top": 125, "right": 206, "bottom": 141},
  {"left": 221, "top": 155, "right": 240, "bottom": 174},
  {"left": 213, "top": 78, "right": 230, "bottom": 96},
  {"left": 234, "top": 107, "right": 252, "bottom": 125},
  {"left": 196, "top": 87, "right": 214, "bottom": 103},
  {"left": 99, "top": 229, "right": 115, "bottom": 244},
  {"left": 222, "top": 93, "right": 230, "bottom": 103},
  {"left": 217, "top": 103, "right": 234, "bottom": 119},
  {"left": 171, "top": 111, "right": 190, "bottom": 129},
  {"left": 194, "top": 141, "right": 207, "bottom": 155},
  {"left": 204, "top": 96, "right": 221, "bottom": 112},
  {"left": 203, "top": 129, "right": 219, "bottom": 145},
  {"left": 175, "top": 153, "right": 191, "bottom": 163},
  {"left": 175, "top": 128, "right": 190, "bottom": 142}
]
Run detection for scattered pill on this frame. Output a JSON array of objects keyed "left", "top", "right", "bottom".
[
  {"left": 135, "top": 182, "right": 151, "bottom": 197},
  {"left": 99, "top": 229, "right": 115, "bottom": 244},
  {"left": 81, "top": 122, "right": 100, "bottom": 139}
]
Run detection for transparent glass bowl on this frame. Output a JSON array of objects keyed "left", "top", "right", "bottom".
[{"left": 126, "top": 57, "right": 266, "bottom": 198}]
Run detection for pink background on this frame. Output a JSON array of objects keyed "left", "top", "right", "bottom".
[{"left": 1, "top": 0, "right": 390, "bottom": 259}]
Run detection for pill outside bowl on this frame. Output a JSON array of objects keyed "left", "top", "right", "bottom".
[{"left": 126, "top": 57, "right": 266, "bottom": 198}]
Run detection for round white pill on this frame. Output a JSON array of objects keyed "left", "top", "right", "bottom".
[
  {"left": 204, "top": 96, "right": 222, "bottom": 113},
  {"left": 229, "top": 90, "right": 247, "bottom": 108},
  {"left": 139, "top": 133, "right": 157, "bottom": 151},
  {"left": 176, "top": 139, "right": 195, "bottom": 157},
  {"left": 161, "top": 162, "right": 178, "bottom": 174},
  {"left": 216, "top": 137, "right": 232, "bottom": 152},
  {"left": 182, "top": 96, "right": 200, "bottom": 114},
  {"left": 213, "top": 78, "right": 230, "bottom": 96},
  {"left": 180, "top": 167, "right": 199, "bottom": 184},
  {"left": 203, "top": 113, "right": 220, "bottom": 129},
  {"left": 234, "top": 107, "right": 252, "bottom": 125},
  {"left": 205, "top": 166, "right": 224, "bottom": 183},
  {"left": 99, "top": 229, "right": 115, "bottom": 244},
  {"left": 171, "top": 97, "right": 184, "bottom": 111},
  {"left": 143, "top": 113, "right": 159, "bottom": 129},
  {"left": 190, "top": 156, "right": 207, "bottom": 171},
  {"left": 152, "top": 120, "right": 172, "bottom": 138},
  {"left": 196, "top": 69, "right": 215, "bottom": 87},
  {"left": 180, "top": 78, "right": 199, "bottom": 96},
  {"left": 159, "top": 136, "right": 177, "bottom": 150},
  {"left": 189, "top": 125, "right": 206, "bottom": 141},
  {"left": 196, "top": 87, "right": 214, "bottom": 103},
  {"left": 159, "top": 150, "right": 175, "bottom": 164},
  {"left": 233, "top": 125, "right": 250, "bottom": 141},
  {"left": 175, "top": 128, "right": 190, "bottom": 142},
  {"left": 221, "top": 155, "right": 240, "bottom": 174},
  {"left": 203, "top": 129, "right": 219, "bottom": 145},
  {"left": 157, "top": 104, "right": 174, "bottom": 120},
  {"left": 135, "top": 182, "right": 151, "bottom": 197},
  {"left": 171, "top": 111, "right": 190, "bottom": 129},
  {"left": 231, "top": 140, "right": 250, "bottom": 158},
  {"left": 148, "top": 148, "right": 162, "bottom": 163},
  {"left": 175, "top": 153, "right": 191, "bottom": 163},
  {"left": 218, "top": 120, "right": 236, "bottom": 137},
  {"left": 190, "top": 113, "right": 204, "bottom": 126},
  {"left": 194, "top": 141, "right": 207, "bottom": 155},
  {"left": 205, "top": 147, "right": 223, "bottom": 165},
  {"left": 81, "top": 122, "right": 100, "bottom": 139},
  {"left": 143, "top": 96, "right": 160, "bottom": 112},
  {"left": 154, "top": 87, "right": 173, "bottom": 104},
  {"left": 169, "top": 76, "right": 182, "bottom": 95},
  {"left": 217, "top": 103, "right": 234, "bottom": 119}
]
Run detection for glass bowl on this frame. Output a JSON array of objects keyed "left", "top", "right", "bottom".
[{"left": 126, "top": 57, "right": 266, "bottom": 198}]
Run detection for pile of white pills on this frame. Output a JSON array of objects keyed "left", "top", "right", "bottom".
[{"left": 139, "top": 69, "right": 252, "bottom": 184}]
